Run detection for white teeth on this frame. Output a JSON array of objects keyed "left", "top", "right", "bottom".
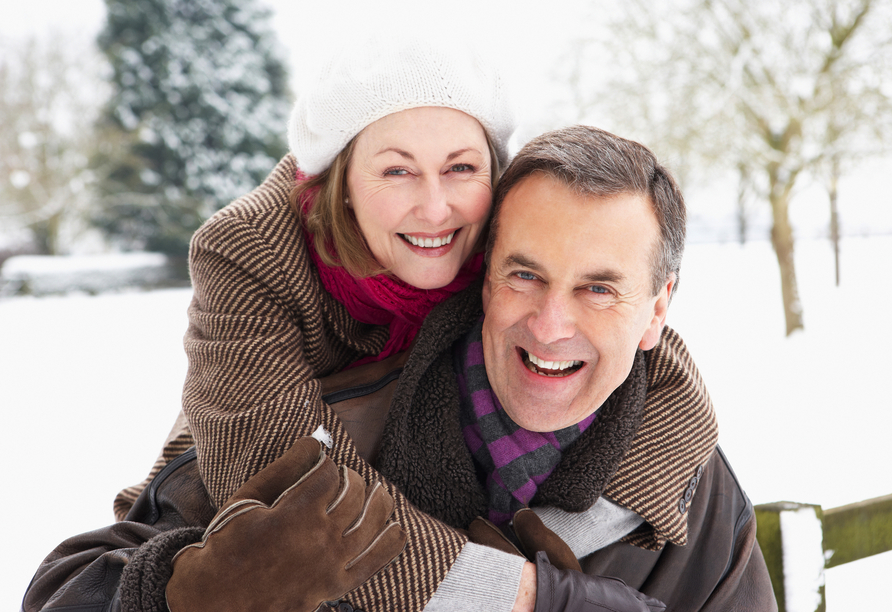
[
  {"left": 527, "top": 353, "right": 582, "bottom": 372},
  {"left": 403, "top": 232, "right": 455, "bottom": 248}
]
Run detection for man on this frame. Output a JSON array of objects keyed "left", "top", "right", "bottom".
[
  {"left": 372, "top": 125, "right": 775, "bottom": 611},
  {"left": 23, "top": 126, "right": 775, "bottom": 612}
]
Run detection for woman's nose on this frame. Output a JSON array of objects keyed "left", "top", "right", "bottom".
[{"left": 414, "top": 178, "right": 451, "bottom": 226}]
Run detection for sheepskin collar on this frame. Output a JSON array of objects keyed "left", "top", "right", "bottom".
[{"left": 376, "top": 281, "right": 718, "bottom": 550}]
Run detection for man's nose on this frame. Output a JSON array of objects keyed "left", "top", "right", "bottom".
[
  {"left": 414, "top": 177, "right": 451, "bottom": 226},
  {"left": 527, "top": 291, "right": 576, "bottom": 345}
]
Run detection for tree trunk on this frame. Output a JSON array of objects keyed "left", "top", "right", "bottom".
[
  {"left": 737, "top": 163, "right": 749, "bottom": 245},
  {"left": 769, "top": 188, "right": 804, "bottom": 335},
  {"left": 31, "top": 211, "right": 62, "bottom": 255},
  {"left": 828, "top": 157, "right": 841, "bottom": 287}
]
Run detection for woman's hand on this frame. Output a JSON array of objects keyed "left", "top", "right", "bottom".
[{"left": 166, "top": 436, "right": 407, "bottom": 612}]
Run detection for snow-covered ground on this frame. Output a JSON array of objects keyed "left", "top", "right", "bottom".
[{"left": 3, "top": 236, "right": 891, "bottom": 610}]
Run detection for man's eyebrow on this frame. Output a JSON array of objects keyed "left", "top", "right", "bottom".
[
  {"left": 582, "top": 270, "right": 626, "bottom": 284},
  {"left": 503, "top": 253, "right": 540, "bottom": 270},
  {"left": 502, "top": 253, "right": 626, "bottom": 284}
]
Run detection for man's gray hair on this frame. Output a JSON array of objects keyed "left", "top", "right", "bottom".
[{"left": 486, "top": 125, "right": 686, "bottom": 298}]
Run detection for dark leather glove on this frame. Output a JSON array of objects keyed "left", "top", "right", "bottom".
[
  {"left": 534, "top": 551, "right": 666, "bottom": 612},
  {"left": 166, "top": 436, "right": 407, "bottom": 612}
]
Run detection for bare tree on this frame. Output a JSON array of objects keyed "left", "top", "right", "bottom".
[
  {"left": 736, "top": 162, "right": 754, "bottom": 245},
  {"left": 0, "top": 34, "right": 108, "bottom": 255},
  {"left": 813, "top": 14, "right": 892, "bottom": 286},
  {"left": 568, "top": 0, "right": 892, "bottom": 335}
]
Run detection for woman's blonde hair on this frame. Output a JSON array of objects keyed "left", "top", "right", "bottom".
[{"left": 291, "top": 133, "right": 502, "bottom": 279}]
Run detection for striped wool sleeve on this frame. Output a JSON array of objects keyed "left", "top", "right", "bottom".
[{"left": 180, "top": 156, "right": 468, "bottom": 609}]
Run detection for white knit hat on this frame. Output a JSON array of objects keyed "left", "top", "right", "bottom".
[{"left": 288, "top": 35, "right": 516, "bottom": 175}]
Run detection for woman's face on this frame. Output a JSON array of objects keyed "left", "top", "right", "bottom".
[{"left": 346, "top": 106, "right": 493, "bottom": 290}]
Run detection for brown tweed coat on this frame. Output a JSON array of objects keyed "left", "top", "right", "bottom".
[
  {"left": 113, "top": 153, "right": 718, "bottom": 610},
  {"left": 118, "top": 155, "right": 465, "bottom": 610}
]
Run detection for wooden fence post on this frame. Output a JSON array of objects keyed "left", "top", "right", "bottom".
[
  {"left": 756, "top": 493, "right": 892, "bottom": 610},
  {"left": 755, "top": 502, "right": 826, "bottom": 612}
]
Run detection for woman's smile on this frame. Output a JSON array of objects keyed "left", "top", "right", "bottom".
[{"left": 399, "top": 229, "right": 458, "bottom": 249}]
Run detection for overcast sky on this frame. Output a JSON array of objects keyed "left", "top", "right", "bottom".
[
  {"left": 4, "top": 0, "right": 891, "bottom": 237},
  {"left": 0, "top": 0, "right": 601, "bottom": 131}
]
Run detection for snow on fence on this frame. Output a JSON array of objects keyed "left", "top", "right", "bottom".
[
  {"left": 0, "top": 253, "right": 189, "bottom": 297},
  {"left": 755, "top": 493, "right": 892, "bottom": 612}
]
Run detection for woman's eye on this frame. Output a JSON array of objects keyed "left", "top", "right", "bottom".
[
  {"left": 385, "top": 168, "right": 408, "bottom": 176},
  {"left": 450, "top": 163, "right": 474, "bottom": 173}
]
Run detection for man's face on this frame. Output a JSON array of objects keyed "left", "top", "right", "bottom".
[{"left": 481, "top": 173, "right": 673, "bottom": 432}]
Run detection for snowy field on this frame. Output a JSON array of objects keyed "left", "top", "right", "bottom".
[{"left": 4, "top": 236, "right": 891, "bottom": 610}]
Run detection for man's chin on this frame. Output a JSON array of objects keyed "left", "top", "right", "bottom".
[{"left": 501, "top": 399, "right": 576, "bottom": 433}]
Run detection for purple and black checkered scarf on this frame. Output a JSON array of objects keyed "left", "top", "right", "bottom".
[{"left": 453, "top": 317, "right": 598, "bottom": 526}]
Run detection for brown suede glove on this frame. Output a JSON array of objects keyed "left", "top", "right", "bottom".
[
  {"left": 166, "top": 436, "right": 407, "bottom": 612},
  {"left": 466, "top": 509, "right": 579, "bottom": 571},
  {"left": 512, "top": 508, "right": 581, "bottom": 572}
]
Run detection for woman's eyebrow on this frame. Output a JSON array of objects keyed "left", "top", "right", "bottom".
[
  {"left": 375, "top": 147, "right": 415, "bottom": 160},
  {"left": 445, "top": 148, "right": 480, "bottom": 162},
  {"left": 374, "top": 147, "right": 482, "bottom": 162}
]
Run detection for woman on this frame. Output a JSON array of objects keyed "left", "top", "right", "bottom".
[
  {"left": 116, "top": 35, "right": 514, "bottom": 516},
  {"left": 108, "top": 35, "right": 517, "bottom": 611}
]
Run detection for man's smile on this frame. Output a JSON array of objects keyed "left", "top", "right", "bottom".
[{"left": 520, "top": 348, "right": 585, "bottom": 378}]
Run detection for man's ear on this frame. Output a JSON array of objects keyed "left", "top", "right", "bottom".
[{"left": 639, "top": 274, "right": 674, "bottom": 351}]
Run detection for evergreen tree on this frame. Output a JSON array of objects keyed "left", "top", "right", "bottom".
[{"left": 94, "top": 0, "right": 290, "bottom": 256}]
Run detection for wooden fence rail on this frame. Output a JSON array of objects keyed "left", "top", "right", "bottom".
[{"left": 755, "top": 493, "right": 892, "bottom": 612}]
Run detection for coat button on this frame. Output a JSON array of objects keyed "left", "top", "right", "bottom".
[
  {"left": 684, "top": 488, "right": 694, "bottom": 502},
  {"left": 337, "top": 603, "right": 354, "bottom": 612},
  {"left": 697, "top": 465, "right": 704, "bottom": 478},
  {"left": 690, "top": 477, "right": 699, "bottom": 489},
  {"left": 679, "top": 498, "right": 687, "bottom": 514}
]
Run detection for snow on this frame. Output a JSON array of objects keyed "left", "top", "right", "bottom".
[
  {"left": 779, "top": 504, "right": 825, "bottom": 612},
  {"left": 668, "top": 237, "right": 892, "bottom": 511},
  {"left": 3, "top": 252, "right": 166, "bottom": 275},
  {"left": 1, "top": 252, "right": 174, "bottom": 296},
  {"left": 3, "top": 236, "right": 890, "bottom": 609}
]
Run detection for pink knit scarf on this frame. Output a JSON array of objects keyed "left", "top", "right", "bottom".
[{"left": 297, "top": 172, "right": 484, "bottom": 366}]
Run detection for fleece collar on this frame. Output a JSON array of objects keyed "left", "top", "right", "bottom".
[{"left": 377, "top": 284, "right": 718, "bottom": 551}]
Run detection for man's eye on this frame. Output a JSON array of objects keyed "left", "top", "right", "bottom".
[
  {"left": 516, "top": 271, "right": 537, "bottom": 281},
  {"left": 385, "top": 168, "right": 408, "bottom": 176},
  {"left": 588, "top": 285, "right": 610, "bottom": 294}
]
